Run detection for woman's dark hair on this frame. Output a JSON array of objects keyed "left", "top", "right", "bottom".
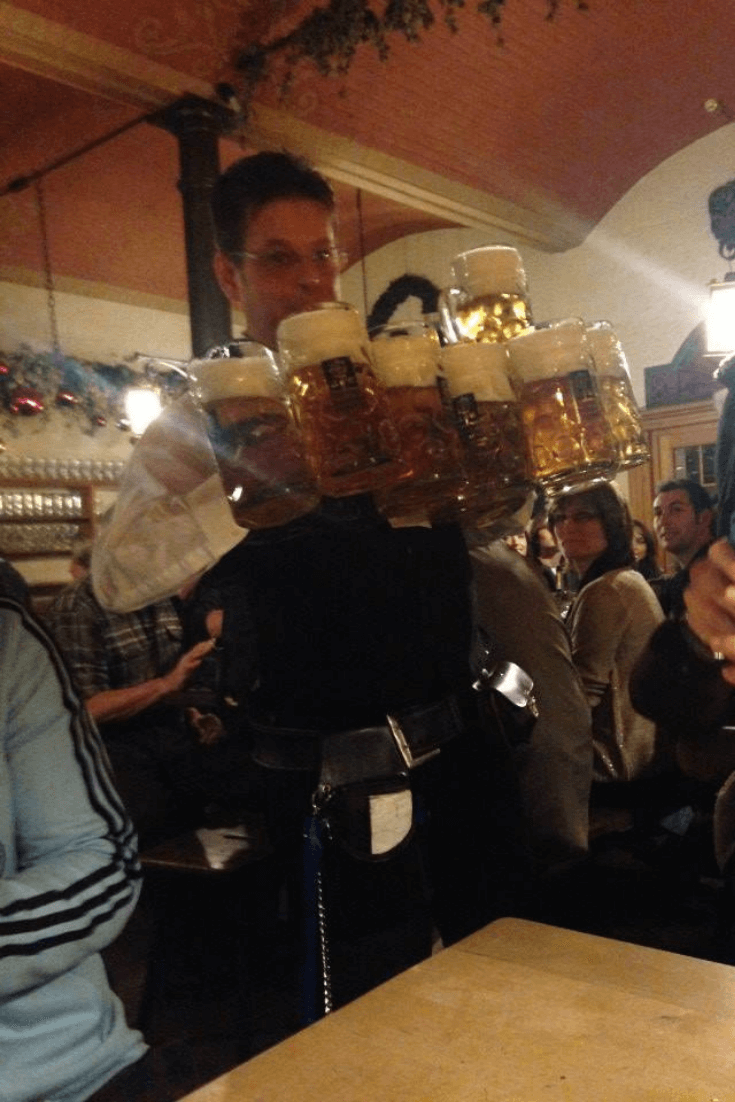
[
  {"left": 211, "top": 151, "right": 336, "bottom": 258},
  {"left": 632, "top": 518, "right": 656, "bottom": 558},
  {"left": 632, "top": 519, "right": 661, "bottom": 580},
  {"left": 549, "top": 481, "right": 634, "bottom": 589}
]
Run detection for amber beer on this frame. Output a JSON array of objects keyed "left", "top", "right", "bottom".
[
  {"left": 277, "top": 303, "right": 406, "bottom": 497},
  {"left": 507, "top": 319, "right": 618, "bottom": 492},
  {"left": 586, "top": 321, "right": 649, "bottom": 470},
  {"left": 189, "top": 342, "right": 320, "bottom": 528},
  {"left": 438, "top": 341, "right": 532, "bottom": 527},
  {"left": 370, "top": 322, "right": 465, "bottom": 523},
  {"left": 439, "top": 246, "right": 533, "bottom": 345}
]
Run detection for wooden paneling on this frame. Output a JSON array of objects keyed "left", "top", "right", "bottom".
[{"left": 628, "top": 400, "right": 720, "bottom": 531}]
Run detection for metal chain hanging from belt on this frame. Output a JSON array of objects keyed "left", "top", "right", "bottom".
[
  {"left": 35, "top": 180, "right": 61, "bottom": 357},
  {"left": 302, "top": 786, "right": 333, "bottom": 1022},
  {"left": 315, "top": 847, "right": 332, "bottom": 1016}
]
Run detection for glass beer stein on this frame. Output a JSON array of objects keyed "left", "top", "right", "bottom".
[
  {"left": 369, "top": 320, "right": 466, "bottom": 524},
  {"left": 438, "top": 340, "right": 533, "bottom": 527},
  {"left": 188, "top": 340, "right": 320, "bottom": 528},
  {"left": 585, "top": 321, "right": 649, "bottom": 470},
  {"left": 277, "top": 302, "right": 406, "bottom": 497},
  {"left": 506, "top": 318, "right": 618, "bottom": 493},
  {"left": 438, "top": 245, "right": 533, "bottom": 345}
]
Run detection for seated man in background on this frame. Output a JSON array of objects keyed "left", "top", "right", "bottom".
[
  {"left": 652, "top": 478, "right": 715, "bottom": 618},
  {"left": 0, "top": 595, "right": 146, "bottom": 1101},
  {"left": 44, "top": 570, "right": 216, "bottom": 847},
  {"left": 632, "top": 482, "right": 725, "bottom": 783}
]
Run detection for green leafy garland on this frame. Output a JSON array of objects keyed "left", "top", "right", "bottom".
[{"left": 235, "top": 0, "right": 589, "bottom": 103}]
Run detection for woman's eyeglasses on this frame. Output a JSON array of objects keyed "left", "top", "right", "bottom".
[{"left": 552, "top": 510, "right": 599, "bottom": 525}]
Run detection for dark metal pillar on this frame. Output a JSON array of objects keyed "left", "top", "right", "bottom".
[{"left": 155, "top": 95, "right": 235, "bottom": 357}]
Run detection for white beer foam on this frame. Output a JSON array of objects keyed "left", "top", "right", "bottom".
[
  {"left": 277, "top": 304, "right": 368, "bottom": 370},
  {"left": 507, "top": 318, "right": 589, "bottom": 383},
  {"left": 189, "top": 355, "right": 282, "bottom": 403},
  {"left": 439, "top": 341, "right": 515, "bottom": 402},
  {"left": 586, "top": 321, "right": 631, "bottom": 380},
  {"left": 371, "top": 334, "right": 439, "bottom": 387},
  {"left": 452, "top": 246, "right": 526, "bottom": 297}
]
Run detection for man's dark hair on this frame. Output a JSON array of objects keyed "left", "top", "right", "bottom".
[
  {"left": 655, "top": 478, "right": 715, "bottom": 516},
  {"left": 211, "top": 151, "right": 336, "bottom": 258}
]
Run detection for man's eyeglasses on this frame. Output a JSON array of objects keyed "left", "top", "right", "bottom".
[{"left": 232, "top": 247, "right": 348, "bottom": 275}]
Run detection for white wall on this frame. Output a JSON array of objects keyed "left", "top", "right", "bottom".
[
  {"left": 342, "top": 121, "right": 735, "bottom": 406},
  {"left": 0, "top": 282, "right": 193, "bottom": 365}
]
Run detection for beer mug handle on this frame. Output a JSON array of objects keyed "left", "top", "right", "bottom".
[{"left": 437, "top": 287, "right": 464, "bottom": 345}]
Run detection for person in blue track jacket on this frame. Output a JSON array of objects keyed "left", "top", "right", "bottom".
[{"left": 0, "top": 597, "right": 146, "bottom": 1102}]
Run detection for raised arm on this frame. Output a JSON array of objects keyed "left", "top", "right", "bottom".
[{"left": 85, "top": 638, "right": 216, "bottom": 723}]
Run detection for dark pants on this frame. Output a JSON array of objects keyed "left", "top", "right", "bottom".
[
  {"left": 242, "top": 716, "right": 532, "bottom": 1019},
  {"left": 241, "top": 761, "right": 434, "bottom": 1019}
]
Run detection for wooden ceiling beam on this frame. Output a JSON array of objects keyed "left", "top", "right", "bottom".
[
  {"left": 245, "top": 103, "right": 584, "bottom": 252},
  {"left": 0, "top": 1, "right": 582, "bottom": 252}
]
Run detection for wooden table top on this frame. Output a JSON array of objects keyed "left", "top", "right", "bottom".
[{"left": 180, "top": 917, "right": 735, "bottom": 1101}]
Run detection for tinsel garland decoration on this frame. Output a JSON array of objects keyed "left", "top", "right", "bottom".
[
  {"left": 235, "top": 0, "right": 589, "bottom": 104},
  {"left": 0, "top": 346, "right": 186, "bottom": 435}
]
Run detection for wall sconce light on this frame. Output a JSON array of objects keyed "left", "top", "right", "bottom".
[
  {"left": 706, "top": 274, "right": 735, "bottom": 354},
  {"left": 707, "top": 180, "right": 735, "bottom": 354},
  {"left": 124, "top": 385, "right": 162, "bottom": 438}
]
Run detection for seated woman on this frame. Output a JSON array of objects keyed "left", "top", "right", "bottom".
[
  {"left": 632, "top": 518, "right": 662, "bottom": 581},
  {"left": 549, "top": 483, "right": 664, "bottom": 783}
]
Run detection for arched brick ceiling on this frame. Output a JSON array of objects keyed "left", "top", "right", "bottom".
[
  {"left": 1, "top": 0, "right": 734, "bottom": 301},
  {"left": 0, "top": 63, "right": 454, "bottom": 300},
  {"left": 6, "top": 0, "right": 735, "bottom": 217}
]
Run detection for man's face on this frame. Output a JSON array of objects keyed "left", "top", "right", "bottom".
[
  {"left": 652, "top": 490, "right": 711, "bottom": 565},
  {"left": 214, "top": 197, "right": 339, "bottom": 349}
]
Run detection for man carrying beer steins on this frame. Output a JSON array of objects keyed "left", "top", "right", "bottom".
[{"left": 92, "top": 151, "right": 530, "bottom": 1026}]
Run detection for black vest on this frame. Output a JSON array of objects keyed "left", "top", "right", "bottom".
[{"left": 197, "top": 495, "right": 473, "bottom": 728}]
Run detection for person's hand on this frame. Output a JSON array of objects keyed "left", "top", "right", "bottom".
[
  {"left": 186, "top": 706, "right": 225, "bottom": 745},
  {"left": 204, "top": 608, "right": 224, "bottom": 639},
  {"left": 685, "top": 539, "right": 735, "bottom": 681},
  {"left": 162, "top": 638, "right": 216, "bottom": 694}
]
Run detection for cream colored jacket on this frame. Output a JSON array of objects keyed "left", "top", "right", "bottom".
[{"left": 566, "top": 567, "right": 663, "bottom": 782}]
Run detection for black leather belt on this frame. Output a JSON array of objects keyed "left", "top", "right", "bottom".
[{"left": 250, "top": 695, "right": 463, "bottom": 781}]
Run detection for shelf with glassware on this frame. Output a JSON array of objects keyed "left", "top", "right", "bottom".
[{"left": 0, "top": 456, "right": 124, "bottom": 567}]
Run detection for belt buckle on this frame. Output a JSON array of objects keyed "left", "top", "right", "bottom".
[{"left": 386, "top": 713, "right": 440, "bottom": 770}]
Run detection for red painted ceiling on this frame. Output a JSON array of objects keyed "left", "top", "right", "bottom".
[{"left": 1, "top": 0, "right": 734, "bottom": 302}]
